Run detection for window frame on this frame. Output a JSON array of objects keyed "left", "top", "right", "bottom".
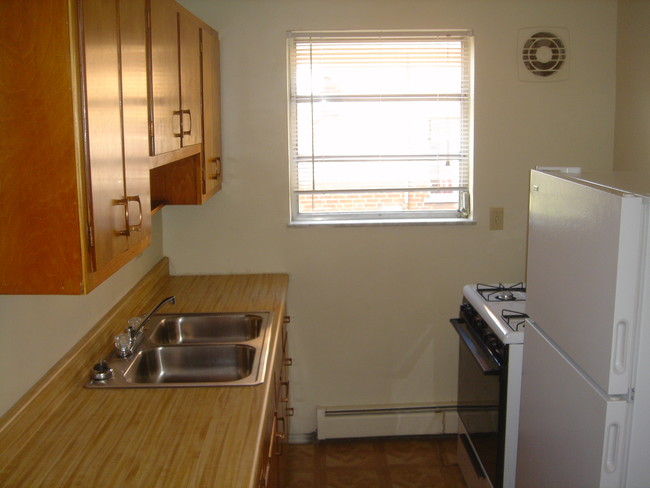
[{"left": 287, "top": 30, "right": 475, "bottom": 226}]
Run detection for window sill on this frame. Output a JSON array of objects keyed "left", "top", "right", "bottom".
[{"left": 288, "top": 218, "right": 477, "bottom": 228}]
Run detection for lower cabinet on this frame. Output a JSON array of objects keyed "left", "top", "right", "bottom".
[{"left": 259, "top": 316, "right": 292, "bottom": 488}]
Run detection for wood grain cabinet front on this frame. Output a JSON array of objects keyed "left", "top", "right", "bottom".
[
  {"left": 147, "top": 0, "right": 202, "bottom": 155},
  {"left": 0, "top": 0, "right": 151, "bottom": 294},
  {"left": 200, "top": 25, "right": 223, "bottom": 201},
  {"left": 147, "top": 0, "right": 222, "bottom": 206},
  {"left": 260, "top": 315, "right": 292, "bottom": 488}
]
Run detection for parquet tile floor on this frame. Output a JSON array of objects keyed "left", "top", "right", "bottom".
[{"left": 285, "top": 435, "right": 468, "bottom": 488}]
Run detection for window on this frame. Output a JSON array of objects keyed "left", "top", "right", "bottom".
[{"left": 288, "top": 31, "right": 474, "bottom": 224}]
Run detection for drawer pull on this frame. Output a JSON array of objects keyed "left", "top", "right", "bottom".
[
  {"left": 280, "top": 380, "right": 290, "bottom": 403},
  {"left": 275, "top": 416, "right": 286, "bottom": 456}
]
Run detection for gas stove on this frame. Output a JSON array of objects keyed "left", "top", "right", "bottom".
[
  {"left": 453, "top": 283, "right": 528, "bottom": 488},
  {"left": 463, "top": 283, "right": 527, "bottom": 345}
]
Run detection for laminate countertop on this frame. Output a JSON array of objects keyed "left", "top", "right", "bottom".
[{"left": 0, "top": 258, "right": 289, "bottom": 487}]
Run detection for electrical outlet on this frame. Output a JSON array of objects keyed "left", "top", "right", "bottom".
[{"left": 489, "top": 207, "right": 504, "bottom": 230}]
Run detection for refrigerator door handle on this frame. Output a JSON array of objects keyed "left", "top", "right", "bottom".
[
  {"left": 604, "top": 422, "right": 621, "bottom": 473},
  {"left": 613, "top": 320, "right": 628, "bottom": 375}
]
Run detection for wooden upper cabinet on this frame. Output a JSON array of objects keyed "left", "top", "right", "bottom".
[
  {"left": 81, "top": 0, "right": 130, "bottom": 272},
  {"left": 147, "top": 0, "right": 203, "bottom": 155},
  {"left": 147, "top": 0, "right": 181, "bottom": 155},
  {"left": 0, "top": 0, "right": 85, "bottom": 294},
  {"left": 179, "top": 10, "right": 203, "bottom": 148},
  {"left": 118, "top": 0, "right": 152, "bottom": 254},
  {"left": 148, "top": 0, "right": 222, "bottom": 206},
  {"left": 81, "top": 0, "right": 152, "bottom": 289},
  {"left": 0, "top": 0, "right": 216, "bottom": 294},
  {"left": 201, "top": 26, "right": 223, "bottom": 200},
  {"left": 0, "top": 0, "right": 151, "bottom": 294}
]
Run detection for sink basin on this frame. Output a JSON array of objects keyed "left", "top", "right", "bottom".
[
  {"left": 125, "top": 345, "right": 256, "bottom": 384},
  {"left": 148, "top": 313, "right": 263, "bottom": 344},
  {"left": 86, "top": 311, "right": 272, "bottom": 388}
]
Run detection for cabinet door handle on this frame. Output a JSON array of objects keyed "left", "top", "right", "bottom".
[
  {"left": 275, "top": 416, "right": 286, "bottom": 456},
  {"left": 259, "top": 459, "right": 271, "bottom": 488},
  {"left": 115, "top": 195, "right": 142, "bottom": 236},
  {"left": 182, "top": 109, "right": 192, "bottom": 135},
  {"left": 280, "top": 380, "right": 290, "bottom": 403},
  {"left": 267, "top": 414, "right": 278, "bottom": 459},
  {"left": 210, "top": 156, "right": 221, "bottom": 180},
  {"left": 172, "top": 110, "right": 182, "bottom": 138},
  {"left": 284, "top": 357, "right": 293, "bottom": 367},
  {"left": 127, "top": 195, "right": 143, "bottom": 232}
]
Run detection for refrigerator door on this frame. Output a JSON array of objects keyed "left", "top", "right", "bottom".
[
  {"left": 527, "top": 170, "right": 644, "bottom": 395},
  {"left": 516, "top": 322, "right": 629, "bottom": 488},
  {"left": 626, "top": 240, "right": 650, "bottom": 487}
]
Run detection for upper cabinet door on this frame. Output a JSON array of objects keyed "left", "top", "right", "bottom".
[
  {"left": 80, "top": 0, "right": 129, "bottom": 271},
  {"left": 147, "top": 0, "right": 203, "bottom": 155},
  {"left": 119, "top": 0, "right": 151, "bottom": 251},
  {"left": 200, "top": 26, "right": 222, "bottom": 199},
  {"left": 0, "top": 0, "right": 86, "bottom": 294},
  {"left": 179, "top": 10, "right": 203, "bottom": 147},
  {"left": 147, "top": 0, "right": 181, "bottom": 155}
]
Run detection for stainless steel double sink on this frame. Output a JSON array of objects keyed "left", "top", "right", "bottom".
[{"left": 86, "top": 312, "right": 272, "bottom": 388}]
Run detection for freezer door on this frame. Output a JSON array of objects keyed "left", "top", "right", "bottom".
[
  {"left": 527, "top": 170, "right": 644, "bottom": 395},
  {"left": 516, "top": 322, "right": 628, "bottom": 488}
]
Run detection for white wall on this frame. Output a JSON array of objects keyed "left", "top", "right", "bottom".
[
  {"left": 174, "top": 0, "right": 617, "bottom": 435},
  {"left": 614, "top": 0, "right": 650, "bottom": 170},
  {"left": 0, "top": 213, "right": 164, "bottom": 417}
]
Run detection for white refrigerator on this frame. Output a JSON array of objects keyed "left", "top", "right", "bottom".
[{"left": 517, "top": 169, "right": 650, "bottom": 488}]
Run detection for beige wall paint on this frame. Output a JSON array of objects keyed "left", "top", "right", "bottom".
[
  {"left": 1, "top": 0, "right": 630, "bottom": 434},
  {"left": 173, "top": 0, "right": 617, "bottom": 435},
  {"left": 614, "top": 0, "right": 650, "bottom": 170},
  {"left": 0, "top": 213, "right": 164, "bottom": 417}
]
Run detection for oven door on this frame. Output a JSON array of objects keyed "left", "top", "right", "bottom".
[{"left": 452, "top": 318, "right": 505, "bottom": 488}]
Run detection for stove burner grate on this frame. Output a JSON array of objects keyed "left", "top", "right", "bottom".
[
  {"left": 476, "top": 282, "right": 526, "bottom": 302},
  {"left": 501, "top": 309, "right": 528, "bottom": 331}
]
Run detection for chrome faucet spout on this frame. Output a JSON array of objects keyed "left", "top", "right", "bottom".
[
  {"left": 115, "top": 296, "right": 177, "bottom": 358},
  {"left": 126, "top": 296, "right": 176, "bottom": 344},
  {"left": 135, "top": 296, "right": 176, "bottom": 335}
]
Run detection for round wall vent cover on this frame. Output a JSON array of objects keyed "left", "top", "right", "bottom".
[{"left": 518, "top": 27, "right": 569, "bottom": 81}]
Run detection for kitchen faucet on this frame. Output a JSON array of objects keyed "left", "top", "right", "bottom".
[{"left": 114, "top": 296, "right": 176, "bottom": 357}]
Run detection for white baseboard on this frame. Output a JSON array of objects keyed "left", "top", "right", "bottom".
[
  {"left": 289, "top": 432, "right": 317, "bottom": 444},
  {"left": 316, "top": 403, "right": 458, "bottom": 440}
]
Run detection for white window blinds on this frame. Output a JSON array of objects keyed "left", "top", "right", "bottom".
[{"left": 288, "top": 31, "right": 473, "bottom": 223}]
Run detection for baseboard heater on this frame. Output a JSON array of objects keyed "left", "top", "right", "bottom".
[{"left": 316, "top": 403, "right": 458, "bottom": 440}]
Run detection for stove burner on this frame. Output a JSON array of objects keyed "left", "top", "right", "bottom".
[
  {"left": 494, "top": 291, "right": 515, "bottom": 301},
  {"left": 501, "top": 309, "right": 528, "bottom": 332},
  {"left": 476, "top": 282, "right": 526, "bottom": 302}
]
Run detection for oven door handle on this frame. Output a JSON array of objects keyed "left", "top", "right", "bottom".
[{"left": 451, "top": 318, "right": 501, "bottom": 375}]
